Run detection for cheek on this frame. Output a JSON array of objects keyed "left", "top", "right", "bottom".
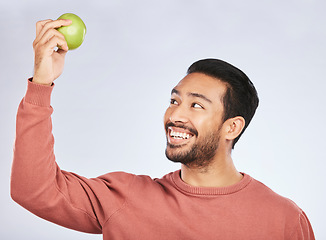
[
  {"left": 163, "top": 108, "right": 171, "bottom": 125},
  {"left": 194, "top": 115, "right": 219, "bottom": 135}
]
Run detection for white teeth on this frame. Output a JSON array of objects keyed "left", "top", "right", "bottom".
[{"left": 170, "top": 130, "right": 190, "bottom": 139}]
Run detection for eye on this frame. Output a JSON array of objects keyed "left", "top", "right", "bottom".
[
  {"left": 191, "top": 103, "right": 204, "bottom": 109},
  {"left": 170, "top": 99, "right": 178, "bottom": 105}
]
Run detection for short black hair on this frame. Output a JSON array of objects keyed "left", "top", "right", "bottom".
[{"left": 187, "top": 59, "right": 259, "bottom": 148}]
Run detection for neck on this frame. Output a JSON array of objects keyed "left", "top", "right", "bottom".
[{"left": 180, "top": 150, "right": 243, "bottom": 188}]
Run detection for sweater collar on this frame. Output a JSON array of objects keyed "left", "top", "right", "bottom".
[{"left": 171, "top": 170, "right": 252, "bottom": 196}]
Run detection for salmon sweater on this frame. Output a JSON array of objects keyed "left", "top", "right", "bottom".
[{"left": 11, "top": 80, "right": 315, "bottom": 240}]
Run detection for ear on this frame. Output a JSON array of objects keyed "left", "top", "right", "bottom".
[{"left": 224, "top": 116, "right": 245, "bottom": 141}]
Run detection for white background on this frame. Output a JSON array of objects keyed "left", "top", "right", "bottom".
[{"left": 1, "top": 0, "right": 325, "bottom": 239}]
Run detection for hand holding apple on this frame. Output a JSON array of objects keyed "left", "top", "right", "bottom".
[
  {"left": 56, "top": 13, "right": 86, "bottom": 50},
  {"left": 32, "top": 19, "right": 72, "bottom": 85},
  {"left": 32, "top": 14, "right": 86, "bottom": 85}
]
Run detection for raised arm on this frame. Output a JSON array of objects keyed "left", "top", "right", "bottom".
[{"left": 10, "top": 19, "right": 134, "bottom": 234}]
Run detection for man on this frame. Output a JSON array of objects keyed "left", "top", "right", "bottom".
[{"left": 11, "top": 19, "right": 315, "bottom": 239}]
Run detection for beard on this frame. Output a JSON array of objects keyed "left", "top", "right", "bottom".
[{"left": 165, "top": 124, "right": 221, "bottom": 169}]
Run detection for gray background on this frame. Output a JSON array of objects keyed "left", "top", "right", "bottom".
[{"left": 1, "top": 0, "right": 325, "bottom": 239}]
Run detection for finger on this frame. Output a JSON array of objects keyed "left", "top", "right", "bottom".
[
  {"left": 36, "top": 19, "right": 71, "bottom": 42},
  {"left": 48, "top": 36, "right": 69, "bottom": 52},
  {"left": 34, "top": 29, "right": 68, "bottom": 52},
  {"left": 37, "top": 28, "right": 66, "bottom": 47},
  {"left": 38, "top": 35, "right": 68, "bottom": 55},
  {"left": 35, "top": 19, "right": 72, "bottom": 45},
  {"left": 36, "top": 19, "right": 52, "bottom": 37}
]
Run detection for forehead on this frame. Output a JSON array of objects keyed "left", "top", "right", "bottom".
[{"left": 173, "top": 72, "right": 227, "bottom": 103}]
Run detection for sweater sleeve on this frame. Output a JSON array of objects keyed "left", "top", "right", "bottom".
[{"left": 10, "top": 79, "right": 134, "bottom": 234}]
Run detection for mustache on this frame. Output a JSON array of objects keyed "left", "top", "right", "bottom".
[{"left": 165, "top": 122, "right": 198, "bottom": 136}]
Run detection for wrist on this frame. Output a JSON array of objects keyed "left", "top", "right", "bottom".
[{"left": 32, "top": 76, "right": 53, "bottom": 86}]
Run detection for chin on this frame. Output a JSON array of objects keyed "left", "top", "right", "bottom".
[
  {"left": 165, "top": 138, "right": 219, "bottom": 168},
  {"left": 165, "top": 144, "right": 192, "bottom": 164}
]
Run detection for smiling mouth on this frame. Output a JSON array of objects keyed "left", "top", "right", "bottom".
[
  {"left": 170, "top": 129, "right": 191, "bottom": 139},
  {"left": 167, "top": 126, "right": 195, "bottom": 145}
]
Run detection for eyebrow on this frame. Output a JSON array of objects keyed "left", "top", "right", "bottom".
[{"left": 171, "top": 88, "right": 212, "bottom": 103}]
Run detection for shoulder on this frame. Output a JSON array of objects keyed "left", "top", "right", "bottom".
[
  {"left": 246, "top": 176, "right": 304, "bottom": 222},
  {"left": 96, "top": 171, "right": 175, "bottom": 191},
  {"left": 244, "top": 175, "right": 316, "bottom": 238},
  {"left": 251, "top": 177, "right": 315, "bottom": 239},
  {"left": 97, "top": 171, "right": 137, "bottom": 185}
]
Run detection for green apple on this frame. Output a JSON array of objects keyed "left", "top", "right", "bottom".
[{"left": 57, "top": 13, "right": 86, "bottom": 50}]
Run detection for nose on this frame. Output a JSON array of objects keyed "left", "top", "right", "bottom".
[{"left": 168, "top": 104, "right": 189, "bottom": 124}]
